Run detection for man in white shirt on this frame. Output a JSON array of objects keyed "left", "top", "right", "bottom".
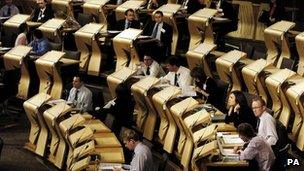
[
  {"left": 67, "top": 75, "right": 93, "bottom": 112},
  {"left": 251, "top": 97, "right": 278, "bottom": 146},
  {"left": 114, "top": 129, "right": 154, "bottom": 171},
  {"left": 235, "top": 123, "right": 275, "bottom": 171},
  {"left": 160, "top": 57, "right": 192, "bottom": 88},
  {"left": 137, "top": 55, "right": 165, "bottom": 78}
]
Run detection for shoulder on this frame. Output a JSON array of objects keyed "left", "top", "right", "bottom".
[
  {"left": 83, "top": 86, "right": 92, "bottom": 93},
  {"left": 249, "top": 136, "right": 266, "bottom": 147},
  {"left": 180, "top": 66, "right": 190, "bottom": 73},
  {"left": 163, "top": 22, "right": 171, "bottom": 29}
]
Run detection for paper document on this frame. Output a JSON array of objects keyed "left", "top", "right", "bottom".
[{"left": 222, "top": 135, "right": 244, "bottom": 144}]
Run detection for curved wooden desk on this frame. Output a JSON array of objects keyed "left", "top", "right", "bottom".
[
  {"left": 74, "top": 23, "right": 104, "bottom": 75},
  {"left": 23, "top": 93, "right": 52, "bottom": 154},
  {"left": 3, "top": 45, "right": 32, "bottom": 100},
  {"left": 188, "top": 8, "right": 217, "bottom": 51}
]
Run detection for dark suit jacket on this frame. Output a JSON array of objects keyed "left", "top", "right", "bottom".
[
  {"left": 187, "top": 1, "right": 205, "bottom": 14},
  {"left": 211, "top": 0, "right": 238, "bottom": 31},
  {"left": 32, "top": 4, "right": 54, "bottom": 23},
  {"left": 225, "top": 105, "right": 257, "bottom": 129},
  {"left": 116, "top": 19, "right": 140, "bottom": 31},
  {"left": 143, "top": 21, "right": 173, "bottom": 48}
]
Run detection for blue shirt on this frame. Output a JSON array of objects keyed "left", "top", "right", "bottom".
[{"left": 29, "top": 38, "right": 50, "bottom": 56}]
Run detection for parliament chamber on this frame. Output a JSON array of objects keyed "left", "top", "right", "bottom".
[{"left": 0, "top": 0, "right": 303, "bottom": 171}]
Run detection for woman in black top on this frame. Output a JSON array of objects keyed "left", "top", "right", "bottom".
[{"left": 225, "top": 90, "right": 257, "bottom": 128}]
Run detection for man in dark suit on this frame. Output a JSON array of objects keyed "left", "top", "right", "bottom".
[
  {"left": 31, "top": 0, "right": 54, "bottom": 23},
  {"left": 143, "top": 11, "right": 172, "bottom": 62},
  {"left": 116, "top": 9, "right": 140, "bottom": 31}
]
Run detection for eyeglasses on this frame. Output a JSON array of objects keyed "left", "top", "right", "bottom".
[{"left": 252, "top": 106, "right": 263, "bottom": 109}]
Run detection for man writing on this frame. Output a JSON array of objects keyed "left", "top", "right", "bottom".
[{"left": 113, "top": 129, "right": 154, "bottom": 171}]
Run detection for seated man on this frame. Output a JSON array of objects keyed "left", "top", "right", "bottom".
[
  {"left": 0, "top": 0, "right": 19, "bottom": 18},
  {"left": 251, "top": 97, "right": 278, "bottom": 146},
  {"left": 114, "top": 129, "right": 154, "bottom": 171},
  {"left": 143, "top": 11, "right": 172, "bottom": 62},
  {"left": 116, "top": 9, "right": 140, "bottom": 31},
  {"left": 67, "top": 75, "right": 93, "bottom": 112},
  {"left": 235, "top": 123, "right": 276, "bottom": 171},
  {"left": 137, "top": 55, "right": 165, "bottom": 78},
  {"left": 31, "top": 0, "right": 54, "bottom": 23},
  {"left": 160, "top": 57, "right": 193, "bottom": 93},
  {"left": 29, "top": 29, "right": 50, "bottom": 56}
]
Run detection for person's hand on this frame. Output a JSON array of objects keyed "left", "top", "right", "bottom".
[
  {"left": 234, "top": 104, "right": 240, "bottom": 113},
  {"left": 151, "top": 0, "right": 158, "bottom": 4},
  {"left": 228, "top": 106, "right": 233, "bottom": 116},
  {"left": 236, "top": 149, "right": 242, "bottom": 154},
  {"left": 269, "top": 17, "right": 275, "bottom": 23},
  {"left": 234, "top": 146, "right": 243, "bottom": 154},
  {"left": 233, "top": 146, "right": 240, "bottom": 154}
]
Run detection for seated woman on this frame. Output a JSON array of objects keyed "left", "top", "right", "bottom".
[
  {"left": 103, "top": 83, "right": 136, "bottom": 136},
  {"left": 14, "top": 23, "right": 28, "bottom": 46},
  {"left": 190, "top": 66, "right": 220, "bottom": 107},
  {"left": 225, "top": 90, "right": 257, "bottom": 128}
]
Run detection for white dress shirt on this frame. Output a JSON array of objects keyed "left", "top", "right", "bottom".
[
  {"left": 68, "top": 85, "right": 93, "bottom": 112},
  {"left": 257, "top": 111, "right": 278, "bottom": 146},
  {"left": 240, "top": 136, "right": 276, "bottom": 171},
  {"left": 130, "top": 142, "right": 154, "bottom": 171},
  {"left": 161, "top": 66, "right": 192, "bottom": 88},
  {"left": 151, "top": 22, "right": 163, "bottom": 41},
  {"left": 137, "top": 60, "right": 165, "bottom": 78}
]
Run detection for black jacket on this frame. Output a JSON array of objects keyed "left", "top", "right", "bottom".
[
  {"left": 116, "top": 19, "right": 140, "bottom": 31},
  {"left": 143, "top": 21, "right": 173, "bottom": 48},
  {"left": 225, "top": 105, "right": 257, "bottom": 129},
  {"left": 32, "top": 4, "right": 54, "bottom": 23}
]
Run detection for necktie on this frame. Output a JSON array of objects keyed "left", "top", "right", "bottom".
[
  {"left": 127, "top": 21, "right": 131, "bottom": 29},
  {"left": 74, "top": 89, "right": 79, "bottom": 102},
  {"left": 256, "top": 118, "right": 260, "bottom": 131},
  {"left": 146, "top": 66, "right": 150, "bottom": 75},
  {"left": 6, "top": 6, "right": 11, "bottom": 17},
  {"left": 151, "top": 23, "right": 159, "bottom": 38},
  {"left": 174, "top": 73, "right": 179, "bottom": 86},
  {"left": 38, "top": 10, "right": 43, "bottom": 21}
]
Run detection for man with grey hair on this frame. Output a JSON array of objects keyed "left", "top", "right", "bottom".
[{"left": 137, "top": 55, "right": 165, "bottom": 78}]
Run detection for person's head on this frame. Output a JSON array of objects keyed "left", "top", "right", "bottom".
[
  {"left": 153, "top": 11, "right": 163, "bottom": 23},
  {"left": 115, "top": 83, "right": 131, "bottom": 99},
  {"left": 18, "top": 23, "right": 27, "bottom": 34},
  {"left": 198, "top": 0, "right": 205, "bottom": 5},
  {"left": 72, "top": 75, "right": 83, "bottom": 89},
  {"left": 190, "top": 66, "right": 206, "bottom": 83},
  {"left": 143, "top": 55, "right": 154, "bottom": 66},
  {"left": 122, "top": 129, "right": 141, "bottom": 151},
  {"left": 166, "top": 57, "right": 180, "bottom": 72},
  {"left": 37, "top": 0, "right": 47, "bottom": 9},
  {"left": 33, "top": 29, "right": 44, "bottom": 40},
  {"left": 125, "top": 9, "right": 135, "bottom": 22},
  {"left": 237, "top": 123, "right": 256, "bottom": 142},
  {"left": 251, "top": 96, "right": 266, "bottom": 118},
  {"left": 5, "top": 0, "right": 13, "bottom": 5},
  {"left": 227, "top": 90, "right": 248, "bottom": 108}
]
